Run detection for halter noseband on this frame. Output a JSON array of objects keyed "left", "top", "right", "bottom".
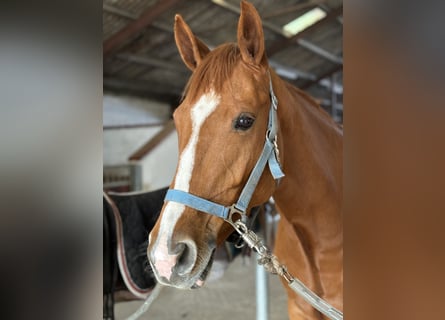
[{"left": 164, "top": 75, "right": 285, "bottom": 231}]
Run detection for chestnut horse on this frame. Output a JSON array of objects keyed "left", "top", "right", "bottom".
[{"left": 147, "top": 1, "right": 342, "bottom": 319}]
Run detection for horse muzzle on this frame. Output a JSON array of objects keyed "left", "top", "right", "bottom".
[{"left": 147, "top": 237, "right": 215, "bottom": 289}]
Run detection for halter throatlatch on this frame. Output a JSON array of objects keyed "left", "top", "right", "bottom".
[{"left": 164, "top": 74, "right": 284, "bottom": 225}]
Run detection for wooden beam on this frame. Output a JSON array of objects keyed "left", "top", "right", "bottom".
[
  {"left": 103, "top": 4, "right": 138, "bottom": 20},
  {"left": 103, "top": 0, "right": 181, "bottom": 57},
  {"left": 300, "top": 64, "right": 342, "bottom": 89},
  {"left": 103, "top": 4, "right": 173, "bottom": 34},
  {"left": 103, "top": 122, "right": 167, "bottom": 130},
  {"left": 267, "top": 5, "right": 343, "bottom": 56},
  {"left": 115, "top": 53, "right": 188, "bottom": 72},
  {"left": 297, "top": 39, "right": 343, "bottom": 64},
  {"left": 262, "top": 0, "right": 326, "bottom": 18},
  {"left": 103, "top": 77, "right": 183, "bottom": 101},
  {"left": 129, "top": 120, "right": 176, "bottom": 161}
]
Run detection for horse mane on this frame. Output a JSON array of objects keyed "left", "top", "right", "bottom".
[
  {"left": 182, "top": 43, "right": 240, "bottom": 102},
  {"left": 285, "top": 82, "right": 343, "bottom": 132}
]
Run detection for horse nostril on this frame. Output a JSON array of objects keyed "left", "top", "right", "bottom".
[{"left": 175, "top": 241, "right": 197, "bottom": 276}]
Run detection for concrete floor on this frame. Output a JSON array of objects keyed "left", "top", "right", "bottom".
[{"left": 115, "top": 254, "right": 289, "bottom": 320}]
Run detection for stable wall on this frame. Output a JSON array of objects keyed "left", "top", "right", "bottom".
[{"left": 103, "top": 93, "right": 178, "bottom": 191}]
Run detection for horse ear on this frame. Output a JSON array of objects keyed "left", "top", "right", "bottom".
[
  {"left": 237, "top": 0, "right": 266, "bottom": 66},
  {"left": 174, "top": 14, "right": 210, "bottom": 71}
]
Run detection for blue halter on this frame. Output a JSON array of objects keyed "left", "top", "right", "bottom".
[{"left": 164, "top": 76, "right": 285, "bottom": 225}]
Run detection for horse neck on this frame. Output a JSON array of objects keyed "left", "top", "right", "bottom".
[{"left": 272, "top": 77, "right": 343, "bottom": 226}]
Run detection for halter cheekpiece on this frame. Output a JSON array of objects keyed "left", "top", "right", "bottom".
[{"left": 164, "top": 73, "right": 285, "bottom": 229}]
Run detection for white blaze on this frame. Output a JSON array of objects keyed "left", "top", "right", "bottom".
[{"left": 152, "top": 91, "right": 220, "bottom": 280}]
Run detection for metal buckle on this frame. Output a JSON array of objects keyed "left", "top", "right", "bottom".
[
  {"left": 227, "top": 204, "right": 246, "bottom": 226},
  {"left": 266, "top": 129, "right": 272, "bottom": 141},
  {"left": 273, "top": 136, "right": 281, "bottom": 164},
  {"left": 271, "top": 93, "right": 278, "bottom": 110},
  {"left": 226, "top": 205, "right": 248, "bottom": 248},
  {"left": 265, "top": 130, "right": 281, "bottom": 165}
]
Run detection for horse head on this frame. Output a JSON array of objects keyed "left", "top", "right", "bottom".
[{"left": 148, "top": 1, "right": 282, "bottom": 289}]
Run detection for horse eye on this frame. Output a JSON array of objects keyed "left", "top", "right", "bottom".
[{"left": 234, "top": 114, "right": 255, "bottom": 131}]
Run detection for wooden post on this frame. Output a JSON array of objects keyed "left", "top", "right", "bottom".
[{"left": 128, "top": 120, "right": 175, "bottom": 161}]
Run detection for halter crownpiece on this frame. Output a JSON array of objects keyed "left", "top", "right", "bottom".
[{"left": 164, "top": 73, "right": 284, "bottom": 225}]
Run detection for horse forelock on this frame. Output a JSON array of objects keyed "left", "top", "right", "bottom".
[{"left": 182, "top": 43, "right": 240, "bottom": 102}]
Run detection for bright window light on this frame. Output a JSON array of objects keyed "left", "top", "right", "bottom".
[{"left": 282, "top": 7, "right": 327, "bottom": 37}]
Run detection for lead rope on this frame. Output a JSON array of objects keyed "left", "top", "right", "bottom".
[
  {"left": 125, "top": 284, "right": 164, "bottom": 320},
  {"left": 227, "top": 217, "right": 343, "bottom": 320}
]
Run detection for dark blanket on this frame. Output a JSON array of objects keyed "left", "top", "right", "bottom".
[
  {"left": 103, "top": 187, "right": 168, "bottom": 320},
  {"left": 104, "top": 187, "right": 167, "bottom": 300}
]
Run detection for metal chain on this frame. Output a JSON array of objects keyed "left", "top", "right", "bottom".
[{"left": 227, "top": 216, "right": 343, "bottom": 320}]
